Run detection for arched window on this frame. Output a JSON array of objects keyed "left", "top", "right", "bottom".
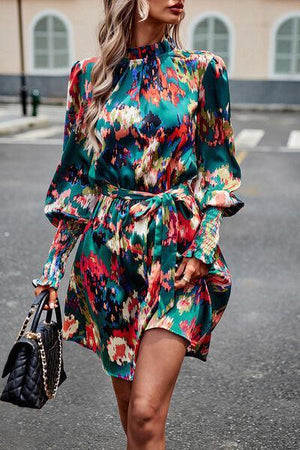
[
  {"left": 33, "top": 13, "right": 70, "bottom": 71},
  {"left": 192, "top": 16, "right": 231, "bottom": 69},
  {"left": 274, "top": 16, "right": 300, "bottom": 75}
]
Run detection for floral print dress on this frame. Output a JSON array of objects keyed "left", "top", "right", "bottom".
[{"left": 33, "top": 35, "right": 244, "bottom": 381}]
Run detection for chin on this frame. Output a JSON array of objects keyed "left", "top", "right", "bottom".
[{"left": 162, "top": 13, "right": 182, "bottom": 25}]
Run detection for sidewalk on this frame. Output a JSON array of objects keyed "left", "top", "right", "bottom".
[{"left": 0, "top": 103, "right": 65, "bottom": 136}]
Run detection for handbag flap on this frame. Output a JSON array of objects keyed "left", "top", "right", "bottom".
[{"left": 1, "top": 338, "right": 35, "bottom": 378}]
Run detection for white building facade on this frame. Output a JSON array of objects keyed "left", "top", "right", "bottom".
[{"left": 1, "top": 0, "right": 300, "bottom": 104}]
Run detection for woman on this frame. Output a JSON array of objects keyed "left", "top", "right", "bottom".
[{"left": 33, "top": 0, "right": 244, "bottom": 448}]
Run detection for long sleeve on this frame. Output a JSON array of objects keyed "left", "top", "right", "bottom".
[
  {"left": 182, "top": 53, "right": 244, "bottom": 264},
  {"left": 33, "top": 60, "right": 99, "bottom": 289}
]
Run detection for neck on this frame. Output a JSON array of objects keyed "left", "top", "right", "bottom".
[{"left": 129, "top": 21, "right": 167, "bottom": 48}]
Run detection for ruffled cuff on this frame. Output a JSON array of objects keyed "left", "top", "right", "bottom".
[
  {"left": 199, "top": 189, "right": 244, "bottom": 218},
  {"left": 33, "top": 218, "right": 85, "bottom": 290},
  {"left": 182, "top": 206, "right": 223, "bottom": 264},
  {"left": 32, "top": 276, "right": 59, "bottom": 290}
]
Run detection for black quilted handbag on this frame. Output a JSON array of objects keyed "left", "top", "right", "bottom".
[{"left": 1, "top": 290, "right": 67, "bottom": 409}]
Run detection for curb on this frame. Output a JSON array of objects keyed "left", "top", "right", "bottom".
[
  {"left": 0, "top": 96, "right": 65, "bottom": 106},
  {"left": 0, "top": 115, "right": 50, "bottom": 136}
]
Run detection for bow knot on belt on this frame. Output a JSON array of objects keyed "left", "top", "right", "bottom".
[{"left": 98, "top": 180, "right": 196, "bottom": 319}]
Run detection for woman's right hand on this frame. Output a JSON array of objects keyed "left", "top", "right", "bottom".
[{"left": 34, "top": 284, "right": 59, "bottom": 310}]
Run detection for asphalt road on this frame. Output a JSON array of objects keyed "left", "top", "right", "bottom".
[{"left": 0, "top": 111, "right": 299, "bottom": 449}]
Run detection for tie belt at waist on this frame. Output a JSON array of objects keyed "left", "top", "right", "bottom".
[{"left": 97, "top": 180, "right": 196, "bottom": 319}]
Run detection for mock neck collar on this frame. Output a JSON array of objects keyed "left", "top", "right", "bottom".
[{"left": 125, "top": 35, "right": 176, "bottom": 60}]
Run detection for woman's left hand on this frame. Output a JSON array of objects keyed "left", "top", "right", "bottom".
[{"left": 174, "top": 256, "right": 210, "bottom": 290}]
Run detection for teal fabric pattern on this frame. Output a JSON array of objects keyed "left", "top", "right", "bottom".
[{"left": 33, "top": 35, "right": 244, "bottom": 380}]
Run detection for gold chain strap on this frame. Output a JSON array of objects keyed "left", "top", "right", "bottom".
[
  {"left": 15, "top": 306, "right": 37, "bottom": 341},
  {"left": 15, "top": 303, "right": 63, "bottom": 399},
  {"left": 36, "top": 329, "right": 63, "bottom": 399}
]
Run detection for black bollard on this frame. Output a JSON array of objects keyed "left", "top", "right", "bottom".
[{"left": 31, "top": 89, "right": 40, "bottom": 117}]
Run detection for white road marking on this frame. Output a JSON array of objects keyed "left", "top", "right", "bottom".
[
  {"left": 287, "top": 130, "right": 300, "bottom": 149},
  {"left": 13, "top": 126, "right": 63, "bottom": 140},
  {"left": 235, "top": 129, "right": 265, "bottom": 148}
]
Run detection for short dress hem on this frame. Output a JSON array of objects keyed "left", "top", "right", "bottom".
[{"left": 63, "top": 325, "right": 210, "bottom": 382}]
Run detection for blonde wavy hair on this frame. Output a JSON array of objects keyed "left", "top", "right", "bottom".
[{"left": 85, "top": 0, "right": 185, "bottom": 153}]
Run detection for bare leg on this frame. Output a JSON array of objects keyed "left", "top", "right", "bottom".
[
  {"left": 111, "top": 376, "right": 133, "bottom": 435},
  {"left": 126, "top": 328, "right": 189, "bottom": 450}
]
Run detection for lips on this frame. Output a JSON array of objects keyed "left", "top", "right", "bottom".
[{"left": 169, "top": 2, "right": 184, "bottom": 9}]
